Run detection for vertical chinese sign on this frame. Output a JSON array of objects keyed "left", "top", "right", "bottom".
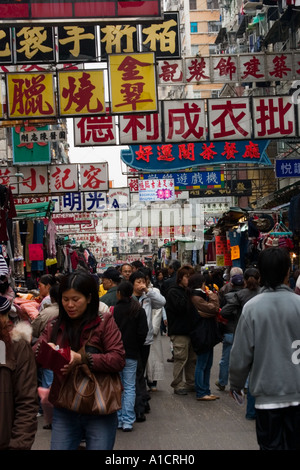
[
  {"left": 58, "top": 69, "right": 105, "bottom": 117},
  {"left": 12, "top": 126, "right": 51, "bottom": 165},
  {"left": 108, "top": 52, "right": 157, "bottom": 114},
  {"left": 6, "top": 72, "right": 56, "bottom": 119}
]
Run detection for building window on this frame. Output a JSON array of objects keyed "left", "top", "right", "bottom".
[
  {"left": 191, "top": 22, "right": 198, "bottom": 33},
  {"left": 209, "top": 44, "right": 218, "bottom": 55},
  {"left": 208, "top": 21, "right": 221, "bottom": 33},
  {"left": 189, "top": 0, "right": 197, "bottom": 9},
  {"left": 191, "top": 44, "right": 199, "bottom": 55},
  {"left": 207, "top": 0, "right": 219, "bottom": 9}
]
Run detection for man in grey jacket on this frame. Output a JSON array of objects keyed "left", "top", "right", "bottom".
[{"left": 229, "top": 247, "right": 300, "bottom": 450}]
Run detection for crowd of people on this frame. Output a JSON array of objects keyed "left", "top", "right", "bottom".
[{"left": 2, "top": 247, "right": 300, "bottom": 450}]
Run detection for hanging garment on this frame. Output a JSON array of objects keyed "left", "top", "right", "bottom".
[
  {"left": 31, "top": 220, "right": 45, "bottom": 272},
  {"left": 47, "top": 219, "right": 57, "bottom": 258},
  {"left": 25, "top": 220, "right": 34, "bottom": 273}
]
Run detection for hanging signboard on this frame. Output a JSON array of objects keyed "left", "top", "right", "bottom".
[
  {"left": 74, "top": 109, "right": 117, "bottom": 146},
  {"left": 140, "top": 170, "right": 224, "bottom": 190},
  {"left": 12, "top": 126, "right": 51, "bottom": 165},
  {"left": 121, "top": 140, "right": 271, "bottom": 172},
  {"left": 0, "top": 0, "right": 162, "bottom": 25},
  {"left": 138, "top": 178, "right": 175, "bottom": 202},
  {"left": 57, "top": 69, "right": 105, "bottom": 117},
  {"left": 108, "top": 52, "right": 157, "bottom": 114},
  {"left": 6, "top": 72, "right": 56, "bottom": 119},
  {"left": 275, "top": 159, "right": 300, "bottom": 178},
  {"left": 80, "top": 163, "right": 109, "bottom": 192}
]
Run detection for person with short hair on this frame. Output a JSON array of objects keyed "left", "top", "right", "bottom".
[
  {"left": 120, "top": 263, "right": 133, "bottom": 281},
  {"left": 100, "top": 268, "right": 121, "bottom": 307},
  {"left": 230, "top": 248, "right": 300, "bottom": 450},
  {"left": 165, "top": 265, "right": 196, "bottom": 395},
  {"left": 113, "top": 281, "right": 148, "bottom": 432}
]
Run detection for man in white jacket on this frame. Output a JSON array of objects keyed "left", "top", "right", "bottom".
[{"left": 229, "top": 247, "right": 300, "bottom": 450}]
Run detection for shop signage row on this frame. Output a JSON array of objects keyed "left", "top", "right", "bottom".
[
  {"left": 51, "top": 189, "right": 130, "bottom": 212},
  {"left": 1, "top": 163, "right": 109, "bottom": 195},
  {"left": 121, "top": 140, "right": 271, "bottom": 172},
  {"left": 0, "top": 0, "right": 162, "bottom": 25},
  {"left": 72, "top": 96, "right": 300, "bottom": 145},
  {"left": 4, "top": 53, "right": 157, "bottom": 118},
  {"left": 0, "top": 13, "right": 177, "bottom": 64}
]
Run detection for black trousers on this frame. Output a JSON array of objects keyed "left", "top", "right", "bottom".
[
  {"left": 256, "top": 405, "right": 300, "bottom": 450},
  {"left": 135, "top": 345, "right": 150, "bottom": 415}
]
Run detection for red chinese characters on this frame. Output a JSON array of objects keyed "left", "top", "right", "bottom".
[
  {"left": 75, "top": 116, "right": 116, "bottom": 145},
  {"left": 253, "top": 97, "right": 295, "bottom": 138},
  {"left": 164, "top": 100, "right": 205, "bottom": 142},
  {"left": 208, "top": 98, "right": 251, "bottom": 140}
]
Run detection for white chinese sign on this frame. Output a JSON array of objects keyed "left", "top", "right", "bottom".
[{"left": 138, "top": 178, "right": 175, "bottom": 201}]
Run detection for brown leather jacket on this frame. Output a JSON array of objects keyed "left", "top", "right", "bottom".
[
  {"left": 0, "top": 322, "right": 39, "bottom": 450},
  {"left": 33, "top": 312, "right": 125, "bottom": 406}
]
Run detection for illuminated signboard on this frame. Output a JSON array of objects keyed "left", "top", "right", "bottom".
[{"left": 0, "top": 0, "right": 162, "bottom": 25}]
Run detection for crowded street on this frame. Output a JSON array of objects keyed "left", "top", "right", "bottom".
[{"left": 32, "top": 338, "right": 259, "bottom": 451}]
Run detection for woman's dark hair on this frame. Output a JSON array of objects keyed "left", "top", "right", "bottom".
[
  {"left": 49, "top": 284, "right": 60, "bottom": 303},
  {"left": 51, "top": 272, "right": 99, "bottom": 349},
  {"left": 258, "top": 247, "right": 291, "bottom": 290},
  {"left": 117, "top": 281, "right": 141, "bottom": 318},
  {"left": 39, "top": 274, "right": 56, "bottom": 287},
  {"left": 129, "top": 270, "right": 146, "bottom": 285},
  {"left": 187, "top": 273, "right": 205, "bottom": 292},
  {"left": 176, "top": 265, "right": 195, "bottom": 285},
  {"left": 244, "top": 268, "right": 260, "bottom": 291},
  {"left": 139, "top": 266, "right": 153, "bottom": 284}
]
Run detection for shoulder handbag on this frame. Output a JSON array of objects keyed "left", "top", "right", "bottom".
[
  {"left": 54, "top": 333, "right": 122, "bottom": 415},
  {"left": 189, "top": 316, "right": 223, "bottom": 355}
]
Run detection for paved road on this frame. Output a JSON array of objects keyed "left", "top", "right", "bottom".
[{"left": 32, "top": 335, "right": 258, "bottom": 451}]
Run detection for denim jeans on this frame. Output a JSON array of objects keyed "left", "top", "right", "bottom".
[
  {"left": 195, "top": 349, "right": 213, "bottom": 398},
  {"left": 118, "top": 358, "right": 137, "bottom": 430},
  {"left": 218, "top": 333, "right": 234, "bottom": 386},
  {"left": 51, "top": 407, "right": 118, "bottom": 450}
]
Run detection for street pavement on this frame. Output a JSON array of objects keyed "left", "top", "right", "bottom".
[{"left": 32, "top": 335, "right": 259, "bottom": 451}]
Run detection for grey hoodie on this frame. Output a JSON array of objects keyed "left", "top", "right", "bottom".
[{"left": 229, "top": 284, "right": 300, "bottom": 406}]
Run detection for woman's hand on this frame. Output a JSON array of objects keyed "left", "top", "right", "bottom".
[{"left": 60, "top": 350, "right": 82, "bottom": 375}]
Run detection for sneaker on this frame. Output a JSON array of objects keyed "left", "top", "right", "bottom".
[{"left": 215, "top": 380, "right": 225, "bottom": 391}]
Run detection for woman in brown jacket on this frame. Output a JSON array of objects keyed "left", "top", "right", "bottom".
[
  {"left": 187, "top": 273, "right": 220, "bottom": 401},
  {"left": 33, "top": 271, "right": 125, "bottom": 450},
  {"left": 0, "top": 296, "right": 38, "bottom": 450}
]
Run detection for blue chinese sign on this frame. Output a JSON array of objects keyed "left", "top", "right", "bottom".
[
  {"left": 140, "top": 170, "right": 224, "bottom": 189},
  {"left": 275, "top": 159, "right": 300, "bottom": 178},
  {"left": 121, "top": 140, "right": 271, "bottom": 172}
]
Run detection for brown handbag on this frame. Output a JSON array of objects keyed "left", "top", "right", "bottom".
[
  {"left": 54, "top": 364, "right": 122, "bottom": 415},
  {"left": 54, "top": 330, "right": 122, "bottom": 415}
]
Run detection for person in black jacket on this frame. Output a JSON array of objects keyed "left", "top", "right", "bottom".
[
  {"left": 113, "top": 281, "right": 148, "bottom": 432},
  {"left": 220, "top": 267, "right": 261, "bottom": 420},
  {"left": 165, "top": 265, "right": 196, "bottom": 395}
]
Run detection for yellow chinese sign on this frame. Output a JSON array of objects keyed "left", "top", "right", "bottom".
[
  {"left": 58, "top": 70, "right": 105, "bottom": 116},
  {"left": 231, "top": 245, "right": 240, "bottom": 260},
  {"left": 6, "top": 72, "right": 55, "bottom": 118},
  {"left": 109, "top": 52, "right": 157, "bottom": 114}
]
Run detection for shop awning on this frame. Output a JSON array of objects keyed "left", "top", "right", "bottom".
[{"left": 15, "top": 201, "right": 53, "bottom": 219}]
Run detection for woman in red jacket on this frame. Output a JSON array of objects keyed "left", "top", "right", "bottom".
[{"left": 33, "top": 271, "right": 125, "bottom": 450}]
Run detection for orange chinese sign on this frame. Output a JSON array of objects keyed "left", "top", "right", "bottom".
[
  {"left": 109, "top": 52, "right": 157, "bottom": 114},
  {"left": 58, "top": 70, "right": 105, "bottom": 117},
  {"left": 6, "top": 72, "right": 55, "bottom": 118}
]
